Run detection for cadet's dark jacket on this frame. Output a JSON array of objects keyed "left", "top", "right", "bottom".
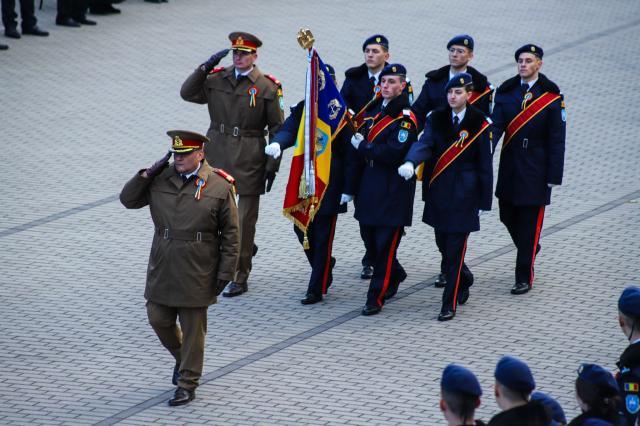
[
  {"left": 491, "top": 73, "right": 565, "bottom": 206},
  {"left": 405, "top": 104, "right": 493, "bottom": 233},
  {"left": 617, "top": 341, "right": 640, "bottom": 425},
  {"left": 340, "top": 63, "right": 383, "bottom": 114},
  {"left": 274, "top": 100, "right": 356, "bottom": 215},
  {"left": 353, "top": 94, "right": 418, "bottom": 227},
  {"left": 487, "top": 401, "right": 551, "bottom": 426},
  {"left": 412, "top": 65, "right": 493, "bottom": 127},
  {"left": 567, "top": 412, "right": 615, "bottom": 425}
]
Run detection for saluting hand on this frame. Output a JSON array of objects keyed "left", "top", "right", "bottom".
[
  {"left": 202, "top": 48, "right": 230, "bottom": 71},
  {"left": 143, "top": 151, "right": 172, "bottom": 179},
  {"left": 398, "top": 161, "right": 415, "bottom": 180}
]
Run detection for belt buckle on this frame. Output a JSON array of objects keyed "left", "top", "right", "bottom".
[
  {"left": 522, "top": 138, "right": 528, "bottom": 148},
  {"left": 233, "top": 127, "right": 239, "bottom": 137},
  {"left": 220, "top": 123, "right": 225, "bottom": 133},
  {"left": 196, "top": 232, "right": 202, "bottom": 242},
  {"left": 163, "top": 228, "right": 169, "bottom": 239}
]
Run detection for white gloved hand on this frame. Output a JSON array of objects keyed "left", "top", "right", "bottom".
[
  {"left": 397, "top": 161, "right": 415, "bottom": 180},
  {"left": 265, "top": 142, "right": 282, "bottom": 159},
  {"left": 351, "top": 133, "right": 364, "bottom": 149},
  {"left": 340, "top": 194, "right": 354, "bottom": 205},
  {"left": 547, "top": 183, "right": 559, "bottom": 188}
]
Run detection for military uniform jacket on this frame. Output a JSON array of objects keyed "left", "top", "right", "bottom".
[
  {"left": 180, "top": 66, "right": 284, "bottom": 195},
  {"left": 275, "top": 100, "right": 357, "bottom": 215},
  {"left": 617, "top": 341, "right": 640, "bottom": 425},
  {"left": 487, "top": 401, "right": 551, "bottom": 426},
  {"left": 567, "top": 412, "right": 615, "bottom": 426},
  {"left": 353, "top": 94, "right": 418, "bottom": 227},
  {"left": 405, "top": 105, "right": 492, "bottom": 233},
  {"left": 492, "top": 73, "right": 565, "bottom": 206},
  {"left": 340, "top": 63, "right": 385, "bottom": 114},
  {"left": 120, "top": 160, "right": 240, "bottom": 308},
  {"left": 412, "top": 65, "right": 493, "bottom": 127}
]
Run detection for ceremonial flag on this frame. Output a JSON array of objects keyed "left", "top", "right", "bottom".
[{"left": 283, "top": 48, "right": 347, "bottom": 248}]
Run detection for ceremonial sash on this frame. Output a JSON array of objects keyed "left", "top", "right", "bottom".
[
  {"left": 429, "top": 121, "right": 490, "bottom": 186},
  {"left": 503, "top": 92, "right": 561, "bottom": 149},
  {"left": 468, "top": 86, "right": 491, "bottom": 105},
  {"left": 367, "top": 114, "right": 401, "bottom": 143}
]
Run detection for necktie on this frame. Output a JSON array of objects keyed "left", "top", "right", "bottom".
[
  {"left": 182, "top": 174, "right": 190, "bottom": 183},
  {"left": 453, "top": 115, "right": 460, "bottom": 132},
  {"left": 370, "top": 76, "right": 376, "bottom": 88},
  {"left": 521, "top": 83, "right": 529, "bottom": 93}
]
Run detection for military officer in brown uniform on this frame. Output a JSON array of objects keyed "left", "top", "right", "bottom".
[
  {"left": 120, "top": 130, "right": 240, "bottom": 406},
  {"left": 180, "top": 31, "right": 284, "bottom": 297}
]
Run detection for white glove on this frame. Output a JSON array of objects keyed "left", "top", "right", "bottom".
[
  {"left": 340, "top": 194, "right": 354, "bottom": 205},
  {"left": 547, "top": 183, "right": 559, "bottom": 188},
  {"left": 351, "top": 133, "right": 364, "bottom": 149},
  {"left": 397, "top": 161, "right": 415, "bottom": 180},
  {"left": 265, "top": 142, "right": 282, "bottom": 159}
]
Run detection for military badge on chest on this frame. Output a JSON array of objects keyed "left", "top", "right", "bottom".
[
  {"left": 248, "top": 86, "right": 259, "bottom": 107},
  {"left": 194, "top": 177, "right": 207, "bottom": 200}
]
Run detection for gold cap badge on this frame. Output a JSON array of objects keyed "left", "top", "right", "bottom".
[{"left": 174, "top": 136, "right": 183, "bottom": 147}]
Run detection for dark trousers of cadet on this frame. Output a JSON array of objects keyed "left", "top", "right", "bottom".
[
  {"left": 355, "top": 197, "right": 374, "bottom": 268},
  {"left": 236, "top": 194, "right": 260, "bottom": 284},
  {"left": 293, "top": 214, "right": 338, "bottom": 298},
  {"left": 434, "top": 231, "right": 473, "bottom": 313},
  {"left": 499, "top": 200, "right": 545, "bottom": 285},
  {"left": 57, "top": 0, "right": 88, "bottom": 20},
  {"left": 362, "top": 225, "right": 404, "bottom": 308},
  {"left": 146, "top": 301, "right": 208, "bottom": 391},
  {"left": 1, "top": 0, "right": 37, "bottom": 30}
]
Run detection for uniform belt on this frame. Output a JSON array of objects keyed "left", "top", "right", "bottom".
[
  {"left": 155, "top": 227, "right": 215, "bottom": 242},
  {"left": 211, "top": 122, "right": 267, "bottom": 138}
]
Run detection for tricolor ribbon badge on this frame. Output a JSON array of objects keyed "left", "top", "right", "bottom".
[
  {"left": 248, "top": 86, "right": 259, "bottom": 107},
  {"left": 625, "top": 382, "right": 639, "bottom": 392},
  {"left": 454, "top": 130, "right": 469, "bottom": 147},
  {"left": 521, "top": 92, "right": 533, "bottom": 110},
  {"left": 194, "top": 177, "right": 206, "bottom": 200}
]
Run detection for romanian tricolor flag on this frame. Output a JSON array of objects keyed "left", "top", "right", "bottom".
[{"left": 283, "top": 48, "right": 347, "bottom": 248}]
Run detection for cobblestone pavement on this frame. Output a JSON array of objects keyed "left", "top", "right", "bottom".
[{"left": 1, "top": 0, "right": 639, "bottom": 424}]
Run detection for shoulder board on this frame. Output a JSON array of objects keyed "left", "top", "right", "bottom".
[
  {"left": 213, "top": 168, "right": 235, "bottom": 184},
  {"left": 537, "top": 73, "right": 561, "bottom": 94},
  {"left": 209, "top": 66, "right": 225, "bottom": 75},
  {"left": 400, "top": 109, "right": 418, "bottom": 128},
  {"left": 496, "top": 75, "right": 521, "bottom": 94},
  {"left": 265, "top": 74, "right": 282, "bottom": 86},
  {"left": 467, "top": 66, "right": 488, "bottom": 88},
  {"left": 425, "top": 65, "right": 449, "bottom": 81}
]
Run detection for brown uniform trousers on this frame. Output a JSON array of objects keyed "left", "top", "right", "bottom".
[
  {"left": 180, "top": 66, "right": 283, "bottom": 284},
  {"left": 120, "top": 161, "right": 240, "bottom": 390}
]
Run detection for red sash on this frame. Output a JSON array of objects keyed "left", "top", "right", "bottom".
[
  {"left": 503, "top": 92, "right": 561, "bottom": 149},
  {"left": 468, "top": 86, "right": 491, "bottom": 105},
  {"left": 429, "top": 121, "right": 490, "bottom": 186},
  {"left": 352, "top": 91, "right": 382, "bottom": 130},
  {"left": 367, "top": 114, "right": 400, "bottom": 143}
]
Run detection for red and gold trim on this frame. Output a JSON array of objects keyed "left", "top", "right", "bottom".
[
  {"left": 171, "top": 136, "right": 204, "bottom": 153},
  {"left": 321, "top": 215, "right": 338, "bottom": 295},
  {"left": 468, "top": 86, "right": 492, "bottom": 105},
  {"left": 376, "top": 227, "right": 401, "bottom": 307},
  {"left": 503, "top": 92, "right": 561, "bottom": 149},
  {"left": 231, "top": 36, "right": 258, "bottom": 52},
  {"left": 529, "top": 206, "right": 545, "bottom": 287},
  {"left": 451, "top": 235, "right": 469, "bottom": 311}
]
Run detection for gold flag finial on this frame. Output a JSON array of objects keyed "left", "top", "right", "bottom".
[{"left": 297, "top": 28, "right": 315, "bottom": 50}]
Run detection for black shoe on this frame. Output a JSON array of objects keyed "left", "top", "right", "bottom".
[
  {"left": 22, "top": 26, "right": 49, "bottom": 36},
  {"left": 168, "top": 387, "right": 194, "bottom": 406},
  {"left": 5, "top": 28, "right": 20, "bottom": 39},
  {"left": 361, "top": 305, "right": 381, "bottom": 316},
  {"left": 536, "top": 244, "right": 541, "bottom": 255},
  {"left": 458, "top": 288, "right": 470, "bottom": 305},
  {"left": 56, "top": 17, "right": 81, "bottom": 27},
  {"left": 172, "top": 362, "right": 180, "bottom": 386},
  {"left": 222, "top": 281, "right": 247, "bottom": 297},
  {"left": 434, "top": 273, "right": 447, "bottom": 288},
  {"left": 300, "top": 293, "right": 322, "bottom": 305},
  {"left": 74, "top": 17, "right": 97, "bottom": 25},
  {"left": 252, "top": 243, "right": 258, "bottom": 257},
  {"left": 511, "top": 282, "right": 531, "bottom": 295},
  {"left": 360, "top": 265, "right": 373, "bottom": 280},
  {"left": 0, "top": 44, "right": 8, "bottom": 50},
  {"left": 438, "top": 310, "right": 455, "bottom": 321},
  {"left": 144, "top": 0, "right": 163, "bottom": 3},
  {"left": 90, "top": 5, "right": 121, "bottom": 14}
]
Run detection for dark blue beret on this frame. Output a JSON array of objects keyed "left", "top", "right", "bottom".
[
  {"left": 441, "top": 364, "right": 482, "bottom": 397},
  {"left": 531, "top": 391, "right": 567, "bottom": 424},
  {"left": 515, "top": 44, "right": 543, "bottom": 61},
  {"left": 445, "top": 72, "right": 473, "bottom": 92},
  {"left": 495, "top": 356, "right": 536, "bottom": 393},
  {"left": 362, "top": 34, "right": 389, "bottom": 51},
  {"left": 619, "top": 286, "right": 640, "bottom": 317},
  {"left": 379, "top": 63, "right": 406, "bottom": 79},
  {"left": 324, "top": 63, "right": 336, "bottom": 78},
  {"left": 447, "top": 34, "right": 474, "bottom": 51},
  {"left": 578, "top": 364, "right": 619, "bottom": 396}
]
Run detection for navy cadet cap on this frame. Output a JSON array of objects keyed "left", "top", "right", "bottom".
[
  {"left": 618, "top": 286, "right": 640, "bottom": 317},
  {"left": 515, "top": 44, "right": 544, "bottom": 61},
  {"left": 362, "top": 34, "right": 389, "bottom": 51},
  {"left": 577, "top": 364, "right": 620, "bottom": 396},
  {"left": 447, "top": 34, "right": 474, "bottom": 51},
  {"left": 445, "top": 72, "right": 473, "bottom": 91},
  {"left": 495, "top": 356, "right": 536, "bottom": 393},
  {"left": 379, "top": 63, "right": 406, "bottom": 79},
  {"left": 441, "top": 364, "right": 482, "bottom": 397},
  {"left": 531, "top": 391, "right": 567, "bottom": 425}
]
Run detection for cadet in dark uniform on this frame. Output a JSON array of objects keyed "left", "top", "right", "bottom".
[
  {"left": 568, "top": 364, "right": 621, "bottom": 426},
  {"left": 264, "top": 64, "right": 356, "bottom": 305},
  {"left": 340, "top": 34, "right": 390, "bottom": 280},
  {"left": 350, "top": 63, "right": 418, "bottom": 316},
  {"left": 440, "top": 364, "right": 486, "bottom": 425},
  {"left": 491, "top": 44, "right": 566, "bottom": 296},
  {"left": 120, "top": 131, "right": 240, "bottom": 406},
  {"left": 488, "top": 356, "right": 550, "bottom": 426},
  {"left": 400, "top": 73, "right": 493, "bottom": 321},
  {"left": 617, "top": 286, "right": 640, "bottom": 425},
  {"left": 411, "top": 34, "right": 493, "bottom": 289},
  {"left": 531, "top": 391, "right": 567, "bottom": 426}
]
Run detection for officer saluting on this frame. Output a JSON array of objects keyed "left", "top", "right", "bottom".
[
  {"left": 411, "top": 34, "right": 493, "bottom": 289},
  {"left": 350, "top": 64, "right": 418, "bottom": 316},
  {"left": 491, "top": 44, "right": 566, "bottom": 296},
  {"left": 180, "top": 32, "right": 284, "bottom": 297},
  {"left": 120, "top": 131, "right": 239, "bottom": 406},
  {"left": 617, "top": 286, "right": 640, "bottom": 425},
  {"left": 399, "top": 73, "right": 493, "bottom": 321}
]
